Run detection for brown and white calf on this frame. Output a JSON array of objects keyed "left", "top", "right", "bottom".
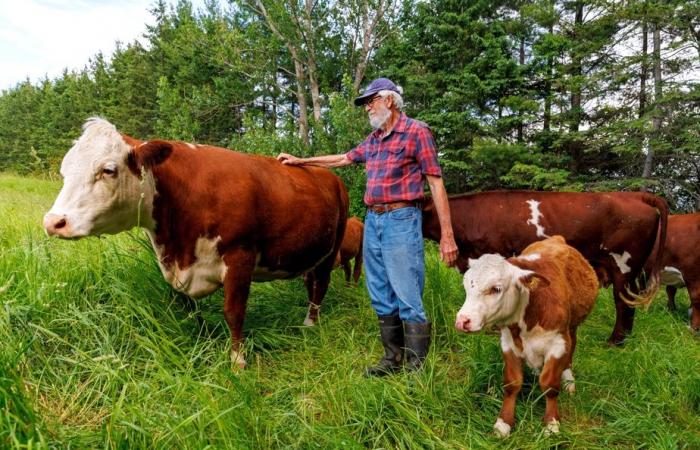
[
  {"left": 334, "top": 216, "right": 363, "bottom": 284},
  {"left": 455, "top": 236, "right": 599, "bottom": 436},
  {"left": 43, "top": 118, "right": 349, "bottom": 369}
]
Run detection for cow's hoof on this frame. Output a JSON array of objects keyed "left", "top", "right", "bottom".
[
  {"left": 561, "top": 369, "right": 575, "bottom": 394},
  {"left": 606, "top": 337, "right": 625, "bottom": 347},
  {"left": 230, "top": 350, "right": 247, "bottom": 370},
  {"left": 544, "top": 419, "right": 560, "bottom": 435},
  {"left": 493, "top": 418, "right": 511, "bottom": 437}
]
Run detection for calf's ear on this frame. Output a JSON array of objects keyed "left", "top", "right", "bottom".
[
  {"left": 519, "top": 271, "right": 550, "bottom": 291},
  {"left": 127, "top": 140, "right": 173, "bottom": 174}
]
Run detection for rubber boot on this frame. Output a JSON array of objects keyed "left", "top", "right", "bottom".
[
  {"left": 404, "top": 321, "right": 431, "bottom": 372},
  {"left": 365, "top": 315, "right": 404, "bottom": 377}
]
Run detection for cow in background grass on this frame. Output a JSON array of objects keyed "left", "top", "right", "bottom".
[
  {"left": 456, "top": 236, "right": 599, "bottom": 436},
  {"left": 655, "top": 213, "right": 700, "bottom": 331},
  {"left": 423, "top": 191, "right": 668, "bottom": 345},
  {"left": 43, "top": 118, "right": 349, "bottom": 369},
  {"left": 335, "top": 217, "right": 363, "bottom": 284}
]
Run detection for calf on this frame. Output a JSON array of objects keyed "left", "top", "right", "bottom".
[
  {"left": 455, "top": 236, "right": 599, "bottom": 436},
  {"left": 335, "top": 217, "right": 363, "bottom": 284}
]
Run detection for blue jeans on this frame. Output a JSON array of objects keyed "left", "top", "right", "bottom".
[{"left": 363, "top": 206, "right": 427, "bottom": 323}]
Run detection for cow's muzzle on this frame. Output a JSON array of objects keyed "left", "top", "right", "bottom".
[{"left": 43, "top": 213, "right": 71, "bottom": 237}]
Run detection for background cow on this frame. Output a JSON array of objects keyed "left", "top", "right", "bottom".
[
  {"left": 655, "top": 213, "right": 700, "bottom": 331},
  {"left": 335, "top": 216, "right": 363, "bottom": 284},
  {"left": 456, "top": 236, "right": 599, "bottom": 436},
  {"left": 43, "top": 118, "right": 349, "bottom": 369},
  {"left": 424, "top": 191, "right": 668, "bottom": 345}
]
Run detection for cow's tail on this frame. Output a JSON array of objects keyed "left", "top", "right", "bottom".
[{"left": 621, "top": 193, "right": 669, "bottom": 308}]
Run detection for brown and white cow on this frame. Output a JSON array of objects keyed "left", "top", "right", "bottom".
[
  {"left": 423, "top": 191, "right": 668, "bottom": 345},
  {"left": 455, "top": 236, "right": 599, "bottom": 436},
  {"left": 43, "top": 118, "right": 349, "bottom": 368},
  {"left": 657, "top": 213, "right": 700, "bottom": 330},
  {"left": 334, "top": 216, "right": 363, "bottom": 284}
]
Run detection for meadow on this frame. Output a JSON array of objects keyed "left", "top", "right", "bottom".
[{"left": 0, "top": 173, "right": 698, "bottom": 449}]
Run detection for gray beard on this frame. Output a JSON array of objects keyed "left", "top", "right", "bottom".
[{"left": 369, "top": 108, "right": 391, "bottom": 129}]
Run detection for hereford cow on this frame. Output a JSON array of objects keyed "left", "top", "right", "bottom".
[
  {"left": 657, "top": 213, "right": 700, "bottom": 330},
  {"left": 423, "top": 191, "right": 668, "bottom": 345},
  {"left": 335, "top": 216, "right": 363, "bottom": 284},
  {"left": 455, "top": 236, "right": 599, "bottom": 436},
  {"left": 43, "top": 118, "right": 349, "bottom": 369}
]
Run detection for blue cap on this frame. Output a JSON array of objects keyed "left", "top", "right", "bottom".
[{"left": 354, "top": 77, "right": 401, "bottom": 106}]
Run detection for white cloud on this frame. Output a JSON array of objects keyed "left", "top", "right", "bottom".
[{"left": 0, "top": 0, "right": 203, "bottom": 91}]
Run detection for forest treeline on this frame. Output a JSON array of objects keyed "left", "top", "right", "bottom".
[{"left": 0, "top": 0, "right": 698, "bottom": 212}]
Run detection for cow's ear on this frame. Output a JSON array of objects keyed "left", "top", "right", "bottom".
[
  {"left": 127, "top": 140, "right": 172, "bottom": 174},
  {"left": 467, "top": 258, "right": 478, "bottom": 269},
  {"left": 518, "top": 271, "right": 550, "bottom": 291}
]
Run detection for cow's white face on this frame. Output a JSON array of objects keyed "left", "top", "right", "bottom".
[
  {"left": 44, "top": 118, "right": 154, "bottom": 238},
  {"left": 455, "top": 254, "right": 534, "bottom": 332}
]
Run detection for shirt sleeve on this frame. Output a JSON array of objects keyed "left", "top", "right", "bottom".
[
  {"left": 415, "top": 126, "right": 442, "bottom": 176},
  {"left": 345, "top": 134, "right": 371, "bottom": 163}
]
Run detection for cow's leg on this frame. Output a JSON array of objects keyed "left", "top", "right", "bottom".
[
  {"left": 304, "top": 258, "right": 334, "bottom": 326},
  {"left": 539, "top": 354, "right": 568, "bottom": 434},
  {"left": 666, "top": 285, "right": 678, "bottom": 311},
  {"left": 222, "top": 251, "right": 255, "bottom": 370},
  {"left": 495, "top": 350, "right": 523, "bottom": 438},
  {"left": 353, "top": 253, "right": 363, "bottom": 285},
  {"left": 688, "top": 282, "right": 700, "bottom": 332},
  {"left": 609, "top": 281, "right": 635, "bottom": 346},
  {"left": 561, "top": 328, "right": 577, "bottom": 394},
  {"left": 343, "top": 261, "right": 352, "bottom": 284}
]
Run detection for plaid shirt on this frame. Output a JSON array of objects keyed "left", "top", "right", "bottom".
[{"left": 345, "top": 113, "right": 442, "bottom": 206}]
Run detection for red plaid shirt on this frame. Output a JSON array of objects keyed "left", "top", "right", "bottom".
[{"left": 345, "top": 113, "right": 442, "bottom": 205}]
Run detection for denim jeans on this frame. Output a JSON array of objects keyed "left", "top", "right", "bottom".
[{"left": 363, "top": 206, "right": 427, "bottom": 323}]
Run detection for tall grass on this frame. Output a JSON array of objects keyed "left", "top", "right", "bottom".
[{"left": 1, "top": 173, "right": 698, "bottom": 449}]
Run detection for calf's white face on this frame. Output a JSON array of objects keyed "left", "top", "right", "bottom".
[
  {"left": 455, "top": 254, "right": 535, "bottom": 332},
  {"left": 44, "top": 118, "right": 154, "bottom": 238}
]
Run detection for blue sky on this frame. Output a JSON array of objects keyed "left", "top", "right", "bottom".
[{"left": 0, "top": 0, "right": 203, "bottom": 91}]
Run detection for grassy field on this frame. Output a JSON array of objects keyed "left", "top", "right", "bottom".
[{"left": 0, "top": 173, "right": 698, "bottom": 449}]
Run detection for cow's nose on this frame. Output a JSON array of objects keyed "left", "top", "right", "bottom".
[
  {"left": 44, "top": 214, "right": 68, "bottom": 236},
  {"left": 455, "top": 316, "right": 471, "bottom": 332}
]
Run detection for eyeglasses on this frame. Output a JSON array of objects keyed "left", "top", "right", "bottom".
[{"left": 365, "top": 95, "right": 385, "bottom": 108}]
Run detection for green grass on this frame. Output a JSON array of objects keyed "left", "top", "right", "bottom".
[{"left": 1, "top": 172, "right": 699, "bottom": 449}]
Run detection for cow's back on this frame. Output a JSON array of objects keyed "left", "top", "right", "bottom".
[
  {"left": 514, "top": 236, "right": 599, "bottom": 329},
  {"left": 150, "top": 143, "right": 349, "bottom": 280}
]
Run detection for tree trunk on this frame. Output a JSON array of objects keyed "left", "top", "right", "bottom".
[
  {"left": 352, "top": 0, "right": 388, "bottom": 92},
  {"left": 639, "top": 21, "right": 648, "bottom": 119},
  {"left": 642, "top": 22, "right": 662, "bottom": 187},
  {"left": 517, "top": 35, "right": 525, "bottom": 143},
  {"left": 303, "top": 0, "right": 322, "bottom": 124}
]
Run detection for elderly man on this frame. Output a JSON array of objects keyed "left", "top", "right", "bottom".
[{"left": 278, "top": 77, "right": 458, "bottom": 376}]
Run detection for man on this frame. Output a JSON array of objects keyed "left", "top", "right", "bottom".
[{"left": 277, "top": 77, "right": 458, "bottom": 376}]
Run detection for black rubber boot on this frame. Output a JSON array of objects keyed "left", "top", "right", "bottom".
[
  {"left": 365, "top": 315, "right": 404, "bottom": 377},
  {"left": 404, "top": 322, "right": 431, "bottom": 372}
]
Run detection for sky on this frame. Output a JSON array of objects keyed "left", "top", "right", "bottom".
[{"left": 0, "top": 0, "right": 203, "bottom": 91}]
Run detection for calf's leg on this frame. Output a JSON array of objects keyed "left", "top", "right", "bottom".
[
  {"left": 539, "top": 354, "right": 568, "bottom": 434},
  {"left": 495, "top": 350, "right": 523, "bottom": 437}
]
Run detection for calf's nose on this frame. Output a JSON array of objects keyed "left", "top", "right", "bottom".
[{"left": 43, "top": 214, "right": 68, "bottom": 236}]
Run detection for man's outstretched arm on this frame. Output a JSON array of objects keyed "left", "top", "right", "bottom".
[{"left": 277, "top": 153, "right": 353, "bottom": 168}]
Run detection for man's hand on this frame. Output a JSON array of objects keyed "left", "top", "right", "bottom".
[
  {"left": 440, "top": 235, "right": 459, "bottom": 267},
  {"left": 277, "top": 153, "right": 302, "bottom": 165}
]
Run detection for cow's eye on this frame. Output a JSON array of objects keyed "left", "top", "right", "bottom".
[
  {"left": 489, "top": 286, "right": 502, "bottom": 295},
  {"left": 102, "top": 166, "right": 117, "bottom": 177}
]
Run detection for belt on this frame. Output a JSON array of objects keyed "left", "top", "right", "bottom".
[{"left": 368, "top": 201, "right": 419, "bottom": 214}]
